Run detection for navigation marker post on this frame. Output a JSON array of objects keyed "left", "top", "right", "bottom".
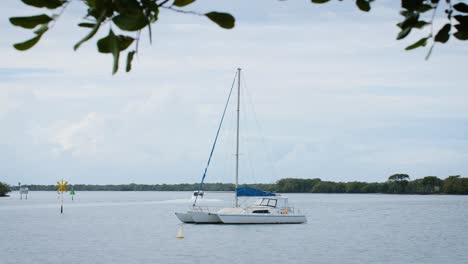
[
  {"left": 56, "top": 180, "right": 68, "bottom": 214},
  {"left": 19, "top": 182, "right": 29, "bottom": 200},
  {"left": 70, "top": 187, "right": 75, "bottom": 201}
]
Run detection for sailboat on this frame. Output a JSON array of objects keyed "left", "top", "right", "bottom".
[
  {"left": 175, "top": 68, "right": 307, "bottom": 224},
  {"left": 174, "top": 69, "right": 238, "bottom": 224}
]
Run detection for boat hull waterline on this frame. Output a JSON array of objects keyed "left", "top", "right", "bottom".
[
  {"left": 191, "top": 211, "right": 222, "bottom": 223},
  {"left": 217, "top": 214, "right": 307, "bottom": 224},
  {"left": 175, "top": 211, "right": 222, "bottom": 224},
  {"left": 175, "top": 212, "right": 195, "bottom": 223},
  {"left": 175, "top": 211, "right": 307, "bottom": 224}
]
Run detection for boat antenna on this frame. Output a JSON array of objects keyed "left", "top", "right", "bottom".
[
  {"left": 235, "top": 68, "right": 241, "bottom": 207},
  {"left": 193, "top": 71, "right": 238, "bottom": 207}
]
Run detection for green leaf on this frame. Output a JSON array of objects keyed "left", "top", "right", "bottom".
[
  {"left": 397, "top": 27, "right": 412, "bottom": 40},
  {"left": 97, "top": 31, "right": 116, "bottom": 53},
  {"left": 413, "top": 21, "right": 430, "bottom": 29},
  {"left": 126, "top": 51, "right": 136, "bottom": 72},
  {"left": 356, "top": 0, "right": 370, "bottom": 12},
  {"left": 405, "top": 37, "right": 428, "bottom": 50},
  {"left": 97, "top": 31, "right": 134, "bottom": 53},
  {"left": 454, "top": 16, "right": 468, "bottom": 39},
  {"left": 434, "top": 23, "right": 451, "bottom": 43},
  {"left": 113, "top": 0, "right": 141, "bottom": 14},
  {"left": 454, "top": 31, "right": 468, "bottom": 40},
  {"left": 402, "top": 0, "right": 423, "bottom": 11},
  {"left": 10, "top": 15, "right": 53, "bottom": 29},
  {"left": 21, "top": 0, "right": 64, "bottom": 9},
  {"left": 74, "top": 11, "right": 106, "bottom": 51},
  {"left": 400, "top": 10, "right": 410, "bottom": 17},
  {"left": 173, "top": 0, "right": 196, "bottom": 7},
  {"left": 416, "top": 4, "right": 432, "bottom": 13},
  {"left": 84, "top": 0, "right": 98, "bottom": 8},
  {"left": 97, "top": 30, "right": 134, "bottom": 74},
  {"left": 311, "top": 0, "right": 330, "bottom": 3},
  {"left": 85, "top": 0, "right": 113, "bottom": 19},
  {"left": 453, "top": 3, "right": 468, "bottom": 13},
  {"left": 454, "top": 15, "right": 468, "bottom": 25},
  {"left": 397, "top": 20, "right": 428, "bottom": 30},
  {"left": 13, "top": 35, "right": 42, "bottom": 51},
  {"left": 455, "top": 23, "right": 468, "bottom": 34},
  {"left": 112, "top": 12, "right": 148, "bottom": 31},
  {"left": 205, "top": 12, "right": 235, "bottom": 29},
  {"left": 401, "top": 13, "right": 419, "bottom": 29},
  {"left": 98, "top": 30, "right": 120, "bottom": 74},
  {"left": 78, "top": 22, "right": 96, "bottom": 28}
]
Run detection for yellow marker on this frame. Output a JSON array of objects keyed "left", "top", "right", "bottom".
[
  {"left": 57, "top": 180, "right": 68, "bottom": 193},
  {"left": 56, "top": 180, "right": 68, "bottom": 214},
  {"left": 176, "top": 225, "right": 184, "bottom": 239}
]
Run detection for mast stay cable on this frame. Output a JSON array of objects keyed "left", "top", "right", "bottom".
[{"left": 193, "top": 71, "right": 238, "bottom": 207}]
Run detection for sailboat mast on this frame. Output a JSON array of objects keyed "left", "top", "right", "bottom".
[{"left": 235, "top": 68, "right": 241, "bottom": 207}]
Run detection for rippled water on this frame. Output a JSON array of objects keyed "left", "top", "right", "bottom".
[{"left": 1, "top": 191, "right": 467, "bottom": 264}]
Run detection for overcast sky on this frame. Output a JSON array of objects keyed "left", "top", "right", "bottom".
[{"left": 1, "top": 0, "right": 467, "bottom": 185}]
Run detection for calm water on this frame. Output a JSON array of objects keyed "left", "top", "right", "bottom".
[{"left": 1, "top": 191, "right": 467, "bottom": 264}]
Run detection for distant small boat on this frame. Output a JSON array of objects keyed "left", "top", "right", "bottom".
[{"left": 175, "top": 68, "right": 306, "bottom": 224}]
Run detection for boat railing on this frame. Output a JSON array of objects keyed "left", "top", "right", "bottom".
[
  {"left": 191, "top": 205, "right": 222, "bottom": 213},
  {"left": 282, "top": 207, "right": 302, "bottom": 215}
]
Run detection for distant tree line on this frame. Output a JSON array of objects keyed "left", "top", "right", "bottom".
[
  {"left": 8, "top": 182, "right": 279, "bottom": 192},
  {"left": 276, "top": 174, "right": 468, "bottom": 195},
  {"left": 6, "top": 174, "right": 468, "bottom": 195},
  {"left": 10, "top": 183, "right": 237, "bottom": 192}
]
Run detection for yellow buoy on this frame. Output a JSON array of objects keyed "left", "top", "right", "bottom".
[{"left": 176, "top": 225, "right": 184, "bottom": 239}]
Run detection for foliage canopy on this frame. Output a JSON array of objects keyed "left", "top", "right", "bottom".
[
  {"left": 0, "top": 182, "right": 12, "bottom": 197},
  {"left": 9, "top": 0, "right": 468, "bottom": 74}
]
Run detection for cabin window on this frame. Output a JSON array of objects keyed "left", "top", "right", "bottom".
[
  {"left": 252, "top": 210, "right": 270, "bottom": 214},
  {"left": 267, "top": 199, "right": 277, "bottom": 207},
  {"left": 259, "top": 198, "right": 277, "bottom": 207}
]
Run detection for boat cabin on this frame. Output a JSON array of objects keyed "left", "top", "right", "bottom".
[{"left": 253, "top": 197, "right": 288, "bottom": 209}]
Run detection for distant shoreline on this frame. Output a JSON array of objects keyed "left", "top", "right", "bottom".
[
  {"left": 7, "top": 175, "right": 468, "bottom": 195},
  {"left": 4, "top": 190, "right": 464, "bottom": 195}
]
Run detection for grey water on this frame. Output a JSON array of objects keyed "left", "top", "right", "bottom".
[{"left": 1, "top": 192, "right": 467, "bottom": 264}]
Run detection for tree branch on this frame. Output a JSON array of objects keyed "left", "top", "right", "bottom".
[{"left": 160, "top": 6, "right": 203, "bottom": 16}]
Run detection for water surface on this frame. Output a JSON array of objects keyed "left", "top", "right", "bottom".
[{"left": 1, "top": 192, "right": 467, "bottom": 264}]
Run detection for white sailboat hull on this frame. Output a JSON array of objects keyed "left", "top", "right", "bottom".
[
  {"left": 218, "top": 214, "right": 307, "bottom": 224},
  {"left": 175, "top": 212, "right": 195, "bottom": 223},
  {"left": 191, "top": 211, "right": 222, "bottom": 224},
  {"left": 176, "top": 207, "right": 222, "bottom": 224}
]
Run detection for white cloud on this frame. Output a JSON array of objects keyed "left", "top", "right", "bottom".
[{"left": 51, "top": 112, "right": 100, "bottom": 155}]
